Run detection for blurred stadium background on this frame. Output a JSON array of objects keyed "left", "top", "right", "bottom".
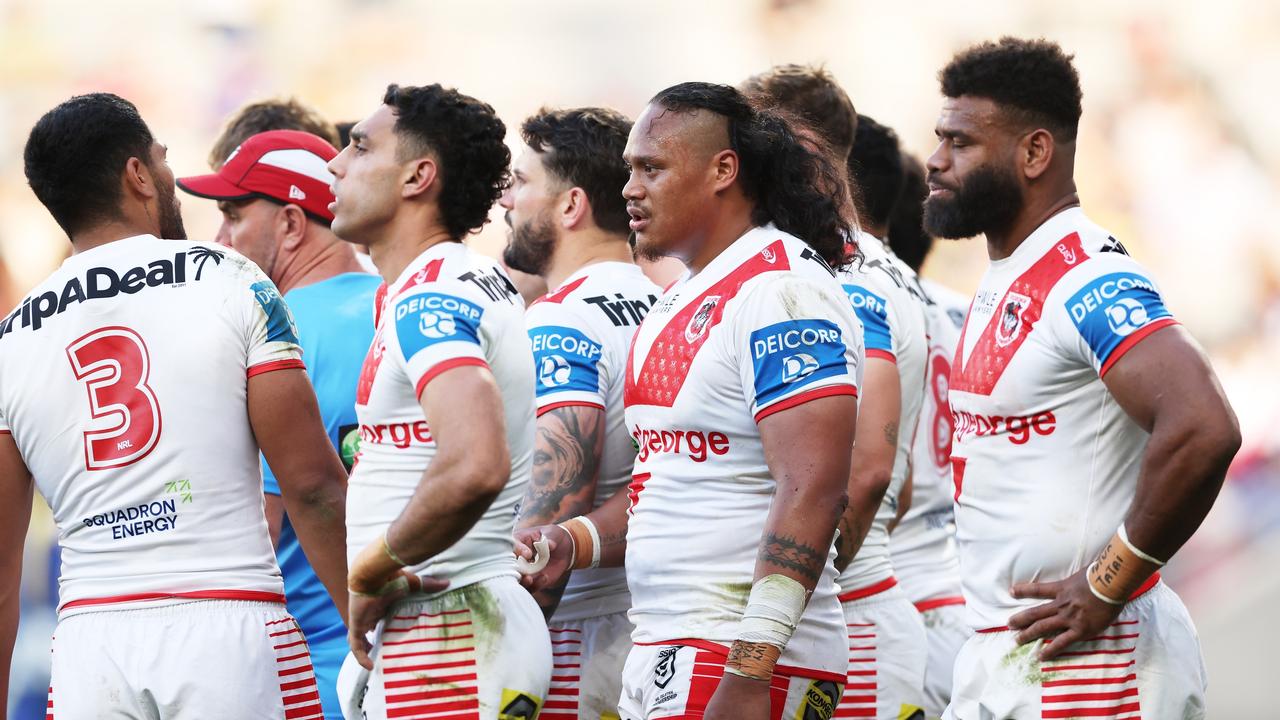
[{"left": 3, "top": 0, "right": 1277, "bottom": 716}]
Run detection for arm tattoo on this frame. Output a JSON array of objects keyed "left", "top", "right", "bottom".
[
  {"left": 516, "top": 406, "right": 604, "bottom": 526},
  {"left": 759, "top": 532, "right": 825, "bottom": 584},
  {"left": 883, "top": 421, "right": 898, "bottom": 446}
]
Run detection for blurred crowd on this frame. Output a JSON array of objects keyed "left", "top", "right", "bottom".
[{"left": 2, "top": 0, "right": 1277, "bottom": 716}]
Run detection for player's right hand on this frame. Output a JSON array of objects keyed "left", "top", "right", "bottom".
[
  {"left": 348, "top": 570, "right": 449, "bottom": 670},
  {"left": 513, "top": 524, "right": 573, "bottom": 592}
]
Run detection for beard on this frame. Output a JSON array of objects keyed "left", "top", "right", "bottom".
[
  {"left": 501, "top": 211, "right": 556, "bottom": 277},
  {"left": 156, "top": 180, "right": 187, "bottom": 240},
  {"left": 923, "top": 163, "right": 1023, "bottom": 240}
]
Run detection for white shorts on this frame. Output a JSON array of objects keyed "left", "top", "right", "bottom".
[
  {"left": 49, "top": 600, "right": 322, "bottom": 719},
  {"left": 943, "top": 582, "right": 1207, "bottom": 720},
  {"left": 337, "top": 575, "right": 551, "bottom": 719},
  {"left": 839, "top": 581, "right": 927, "bottom": 719},
  {"left": 914, "top": 598, "right": 970, "bottom": 718},
  {"left": 617, "top": 641, "right": 844, "bottom": 719},
  {"left": 543, "top": 610, "right": 634, "bottom": 720}
]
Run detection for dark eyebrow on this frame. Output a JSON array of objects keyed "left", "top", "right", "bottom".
[
  {"left": 624, "top": 153, "right": 657, "bottom": 166},
  {"left": 349, "top": 129, "right": 367, "bottom": 144}
]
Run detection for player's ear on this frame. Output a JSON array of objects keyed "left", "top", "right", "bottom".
[
  {"left": 280, "top": 204, "right": 307, "bottom": 251},
  {"left": 123, "top": 156, "right": 158, "bottom": 202},
  {"left": 1022, "top": 128, "right": 1055, "bottom": 181},
  {"left": 711, "top": 149, "right": 739, "bottom": 193},
  {"left": 561, "top": 187, "right": 589, "bottom": 231},
  {"left": 402, "top": 156, "right": 438, "bottom": 200}
]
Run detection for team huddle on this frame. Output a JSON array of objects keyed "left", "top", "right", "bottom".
[{"left": 0, "top": 36, "right": 1241, "bottom": 720}]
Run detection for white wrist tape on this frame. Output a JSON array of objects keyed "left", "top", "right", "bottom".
[
  {"left": 1118, "top": 524, "right": 1166, "bottom": 566},
  {"left": 736, "top": 574, "right": 808, "bottom": 648},
  {"left": 580, "top": 515, "right": 602, "bottom": 569}
]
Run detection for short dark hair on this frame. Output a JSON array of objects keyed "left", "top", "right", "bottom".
[
  {"left": 521, "top": 107, "right": 633, "bottom": 236},
  {"left": 849, "top": 114, "right": 905, "bottom": 231},
  {"left": 652, "top": 82, "right": 852, "bottom": 267},
  {"left": 740, "top": 64, "right": 857, "bottom": 158},
  {"left": 383, "top": 83, "right": 510, "bottom": 241},
  {"left": 208, "top": 97, "right": 339, "bottom": 168},
  {"left": 886, "top": 152, "right": 933, "bottom": 272},
  {"left": 939, "top": 37, "right": 1083, "bottom": 142},
  {"left": 24, "top": 93, "right": 156, "bottom": 236}
]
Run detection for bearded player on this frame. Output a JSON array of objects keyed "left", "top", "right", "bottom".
[
  {"left": 925, "top": 38, "right": 1238, "bottom": 719},
  {"left": 501, "top": 107, "right": 660, "bottom": 720},
  {"left": 1, "top": 93, "right": 349, "bottom": 719},
  {"left": 327, "top": 84, "right": 550, "bottom": 717},
  {"left": 518, "top": 82, "right": 863, "bottom": 720}
]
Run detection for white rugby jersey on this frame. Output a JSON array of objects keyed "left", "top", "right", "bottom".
[
  {"left": 623, "top": 225, "right": 863, "bottom": 677},
  {"left": 835, "top": 232, "right": 927, "bottom": 596},
  {"left": 526, "top": 262, "right": 660, "bottom": 622},
  {"left": 949, "top": 208, "right": 1178, "bottom": 631},
  {"left": 347, "top": 241, "right": 535, "bottom": 590},
  {"left": 889, "top": 279, "right": 967, "bottom": 605},
  {"left": 0, "top": 235, "right": 300, "bottom": 614}
]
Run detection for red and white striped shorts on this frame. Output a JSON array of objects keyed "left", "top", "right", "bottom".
[
  {"left": 337, "top": 575, "right": 551, "bottom": 719},
  {"left": 48, "top": 599, "right": 322, "bottom": 719},
  {"left": 543, "top": 610, "right": 633, "bottom": 719},
  {"left": 943, "top": 582, "right": 1207, "bottom": 720}
]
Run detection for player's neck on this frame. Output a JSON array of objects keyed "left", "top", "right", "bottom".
[
  {"left": 684, "top": 204, "right": 755, "bottom": 276},
  {"left": 273, "top": 235, "right": 365, "bottom": 294},
  {"left": 369, "top": 224, "right": 455, "bottom": 286},
  {"left": 70, "top": 220, "right": 158, "bottom": 255},
  {"left": 984, "top": 189, "right": 1080, "bottom": 261},
  {"left": 544, "top": 230, "right": 633, "bottom": 291}
]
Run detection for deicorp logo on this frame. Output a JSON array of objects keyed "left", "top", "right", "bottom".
[
  {"left": 1067, "top": 271, "right": 1171, "bottom": 363},
  {"left": 749, "top": 319, "right": 847, "bottom": 405},
  {"left": 528, "top": 325, "right": 602, "bottom": 395},
  {"left": 394, "top": 292, "right": 484, "bottom": 359}
]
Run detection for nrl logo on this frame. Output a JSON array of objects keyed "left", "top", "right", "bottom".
[
  {"left": 1056, "top": 242, "right": 1078, "bottom": 265},
  {"left": 995, "top": 292, "right": 1031, "bottom": 348},
  {"left": 684, "top": 295, "right": 720, "bottom": 343}
]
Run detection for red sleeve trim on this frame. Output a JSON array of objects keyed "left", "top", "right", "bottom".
[
  {"left": 61, "top": 589, "right": 286, "bottom": 612},
  {"left": 913, "top": 595, "right": 966, "bottom": 613},
  {"left": 246, "top": 358, "right": 306, "bottom": 378},
  {"left": 536, "top": 401, "right": 606, "bottom": 418},
  {"left": 866, "top": 349, "right": 897, "bottom": 363},
  {"left": 754, "top": 384, "right": 858, "bottom": 423},
  {"left": 414, "top": 356, "right": 490, "bottom": 399},
  {"left": 1099, "top": 318, "right": 1179, "bottom": 378}
]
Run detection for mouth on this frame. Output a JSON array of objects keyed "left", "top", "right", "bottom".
[
  {"left": 628, "top": 206, "right": 649, "bottom": 232},
  {"left": 926, "top": 182, "right": 955, "bottom": 199}
]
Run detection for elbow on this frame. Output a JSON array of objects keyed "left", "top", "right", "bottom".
[
  {"left": 849, "top": 465, "right": 893, "bottom": 506},
  {"left": 465, "top": 444, "right": 512, "bottom": 502}
]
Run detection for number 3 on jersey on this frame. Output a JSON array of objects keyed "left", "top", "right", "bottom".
[{"left": 66, "top": 326, "right": 162, "bottom": 470}]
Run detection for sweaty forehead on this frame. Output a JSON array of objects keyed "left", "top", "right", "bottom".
[
  {"left": 939, "top": 96, "right": 1016, "bottom": 136},
  {"left": 632, "top": 104, "right": 729, "bottom": 160}
]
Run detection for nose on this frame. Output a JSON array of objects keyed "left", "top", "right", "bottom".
[
  {"left": 327, "top": 147, "right": 346, "bottom": 178},
  {"left": 622, "top": 171, "right": 642, "bottom": 201},
  {"left": 214, "top": 220, "right": 233, "bottom": 248},
  {"left": 497, "top": 185, "right": 514, "bottom": 211},
  {"left": 926, "top": 139, "right": 949, "bottom": 176}
]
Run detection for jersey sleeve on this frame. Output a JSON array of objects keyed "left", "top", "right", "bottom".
[
  {"left": 526, "top": 303, "right": 607, "bottom": 416},
  {"left": 235, "top": 256, "right": 304, "bottom": 377},
  {"left": 1057, "top": 257, "right": 1178, "bottom": 377},
  {"left": 385, "top": 283, "right": 489, "bottom": 399},
  {"left": 841, "top": 279, "right": 896, "bottom": 362},
  {"left": 732, "top": 274, "right": 864, "bottom": 422}
]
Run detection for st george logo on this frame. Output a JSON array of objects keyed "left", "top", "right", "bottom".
[
  {"left": 1104, "top": 297, "right": 1148, "bottom": 336},
  {"left": 684, "top": 296, "right": 720, "bottom": 343},
  {"left": 538, "top": 354, "right": 572, "bottom": 388},
  {"left": 995, "top": 292, "right": 1031, "bottom": 348},
  {"left": 781, "top": 353, "right": 820, "bottom": 383},
  {"left": 418, "top": 310, "right": 457, "bottom": 339},
  {"left": 653, "top": 646, "right": 679, "bottom": 688}
]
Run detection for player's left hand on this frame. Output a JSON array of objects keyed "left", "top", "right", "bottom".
[
  {"left": 1008, "top": 569, "right": 1123, "bottom": 661},
  {"left": 703, "top": 672, "right": 771, "bottom": 720},
  {"left": 348, "top": 570, "right": 449, "bottom": 670}
]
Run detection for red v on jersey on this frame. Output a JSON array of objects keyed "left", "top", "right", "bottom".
[
  {"left": 625, "top": 240, "right": 790, "bottom": 408},
  {"left": 530, "top": 275, "right": 587, "bottom": 307},
  {"left": 952, "top": 232, "right": 1087, "bottom": 396},
  {"left": 358, "top": 257, "right": 444, "bottom": 405}
]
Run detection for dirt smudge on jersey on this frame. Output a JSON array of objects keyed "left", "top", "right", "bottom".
[{"left": 1000, "top": 639, "right": 1051, "bottom": 686}]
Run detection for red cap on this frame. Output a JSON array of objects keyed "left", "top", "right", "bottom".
[{"left": 178, "top": 130, "right": 338, "bottom": 223}]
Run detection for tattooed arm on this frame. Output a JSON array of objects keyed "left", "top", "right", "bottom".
[
  {"left": 756, "top": 393, "right": 858, "bottom": 590},
  {"left": 515, "top": 404, "right": 606, "bottom": 618},
  {"left": 834, "top": 358, "right": 900, "bottom": 571}
]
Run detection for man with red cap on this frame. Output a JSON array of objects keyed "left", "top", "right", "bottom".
[{"left": 179, "top": 129, "right": 381, "bottom": 719}]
